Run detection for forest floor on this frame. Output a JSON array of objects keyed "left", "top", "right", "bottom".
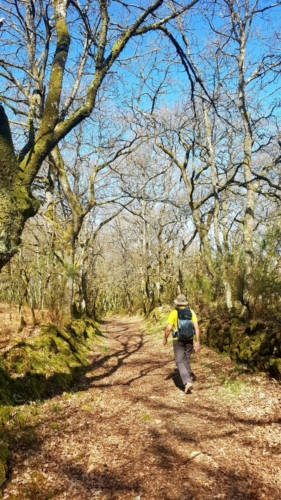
[{"left": 2, "top": 315, "right": 281, "bottom": 500}]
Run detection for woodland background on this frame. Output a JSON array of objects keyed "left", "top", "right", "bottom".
[{"left": 0, "top": 0, "right": 281, "bottom": 379}]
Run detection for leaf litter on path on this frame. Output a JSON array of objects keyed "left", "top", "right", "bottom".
[{"left": 3, "top": 316, "right": 281, "bottom": 500}]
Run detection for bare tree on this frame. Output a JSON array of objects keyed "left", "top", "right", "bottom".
[
  {"left": 152, "top": 0, "right": 281, "bottom": 313},
  {"left": 0, "top": 0, "right": 199, "bottom": 270},
  {"left": 47, "top": 122, "right": 138, "bottom": 318}
]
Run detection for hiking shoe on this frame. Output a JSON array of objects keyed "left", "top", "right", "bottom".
[{"left": 185, "top": 382, "right": 193, "bottom": 394}]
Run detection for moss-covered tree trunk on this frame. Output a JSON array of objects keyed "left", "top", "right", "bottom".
[
  {"left": 0, "top": 106, "right": 39, "bottom": 270},
  {"left": 237, "top": 21, "right": 255, "bottom": 315}
]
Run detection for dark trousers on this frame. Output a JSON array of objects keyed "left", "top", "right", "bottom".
[{"left": 173, "top": 339, "right": 193, "bottom": 386}]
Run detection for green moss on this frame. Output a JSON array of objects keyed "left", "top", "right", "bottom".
[
  {"left": 0, "top": 441, "right": 10, "bottom": 487},
  {"left": 85, "top": 319, "right": 101, "bottom": 340},
  {"left": 141, "top": 413, "right": 150, "bottom": 421},
  {"left": 50, "top": 403, "right": 61, "bottom": 414},
  {"left": 0, "top": 442, "right": 9, "bottom": 463},
  {"left": 235, "top": 330, "right": 273, "bottom": 372},
  {"left": 205, "top": 321, "right": 231, "bottom": 353},
  {"left": 81, "top": 404, "right": 92, "bottom": 410},
  {"left": 101, "top": 345, "right": 109, "bottom": 352},
  {"left": 20, "top": 428, "right": 37, "bottom": 447},
  {"left": 0, "top": 368, "right": 14, "bottom": 405},
  {"left": 0, "top": 462, "right": 6, "bottom": 489},
  {"left": 1, "top": 318, "right": 100, "bottom": 405},
  {"left": 19, "top": 470, "right": 62, "bottom": 499},
  {"left": 224, "top": 379, "right": 246, "bottom": 395},
  {"left": 5, "top": 318, "right": 99, "bottom": 384},
  {"left": 202, "top": 315, "right": 280, "bottom": 379},
  {"left": 269, "top": 358, "right": 281, "bottom": 380},
  {"left": 68, "top": 319, "right": 86, "bottom": 336}
]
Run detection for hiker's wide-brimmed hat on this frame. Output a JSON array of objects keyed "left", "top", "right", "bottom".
[{"left": 174, "top": 294, "right": 188, "bottom": 306}]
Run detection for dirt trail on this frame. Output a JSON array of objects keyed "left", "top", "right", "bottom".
[{"left": 3, "top": 316, "right": 281, "bottom": 500}]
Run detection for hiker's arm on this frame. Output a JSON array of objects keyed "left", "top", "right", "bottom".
[
  {"left": 194, "top": 322, "right": 200, "bottom": 351},
  {"left": 163, "top": 324, "right": 173, "bottom": 345}
]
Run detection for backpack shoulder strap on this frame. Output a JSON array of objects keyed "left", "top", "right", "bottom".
[{"left": 175, "top": 308, "right": 179, "bottom": 330}]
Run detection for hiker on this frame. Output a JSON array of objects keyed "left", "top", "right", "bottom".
[{"left": 163, "top": 294, "right": 200, "bottom": 394}]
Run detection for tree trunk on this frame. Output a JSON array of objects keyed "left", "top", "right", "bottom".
[
  {"left": 0, "top": 107, "right": 39, "bottom": 270},
  {"left": 61, "top": 230, "right": 76, "bottom": 320},
  {"left": 202, "top": 101, "right": 233, "bottom": 310}
]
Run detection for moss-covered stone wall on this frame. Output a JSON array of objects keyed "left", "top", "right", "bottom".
[{"left": 202, "top": 317, "right": 281, "bottom": 380}]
